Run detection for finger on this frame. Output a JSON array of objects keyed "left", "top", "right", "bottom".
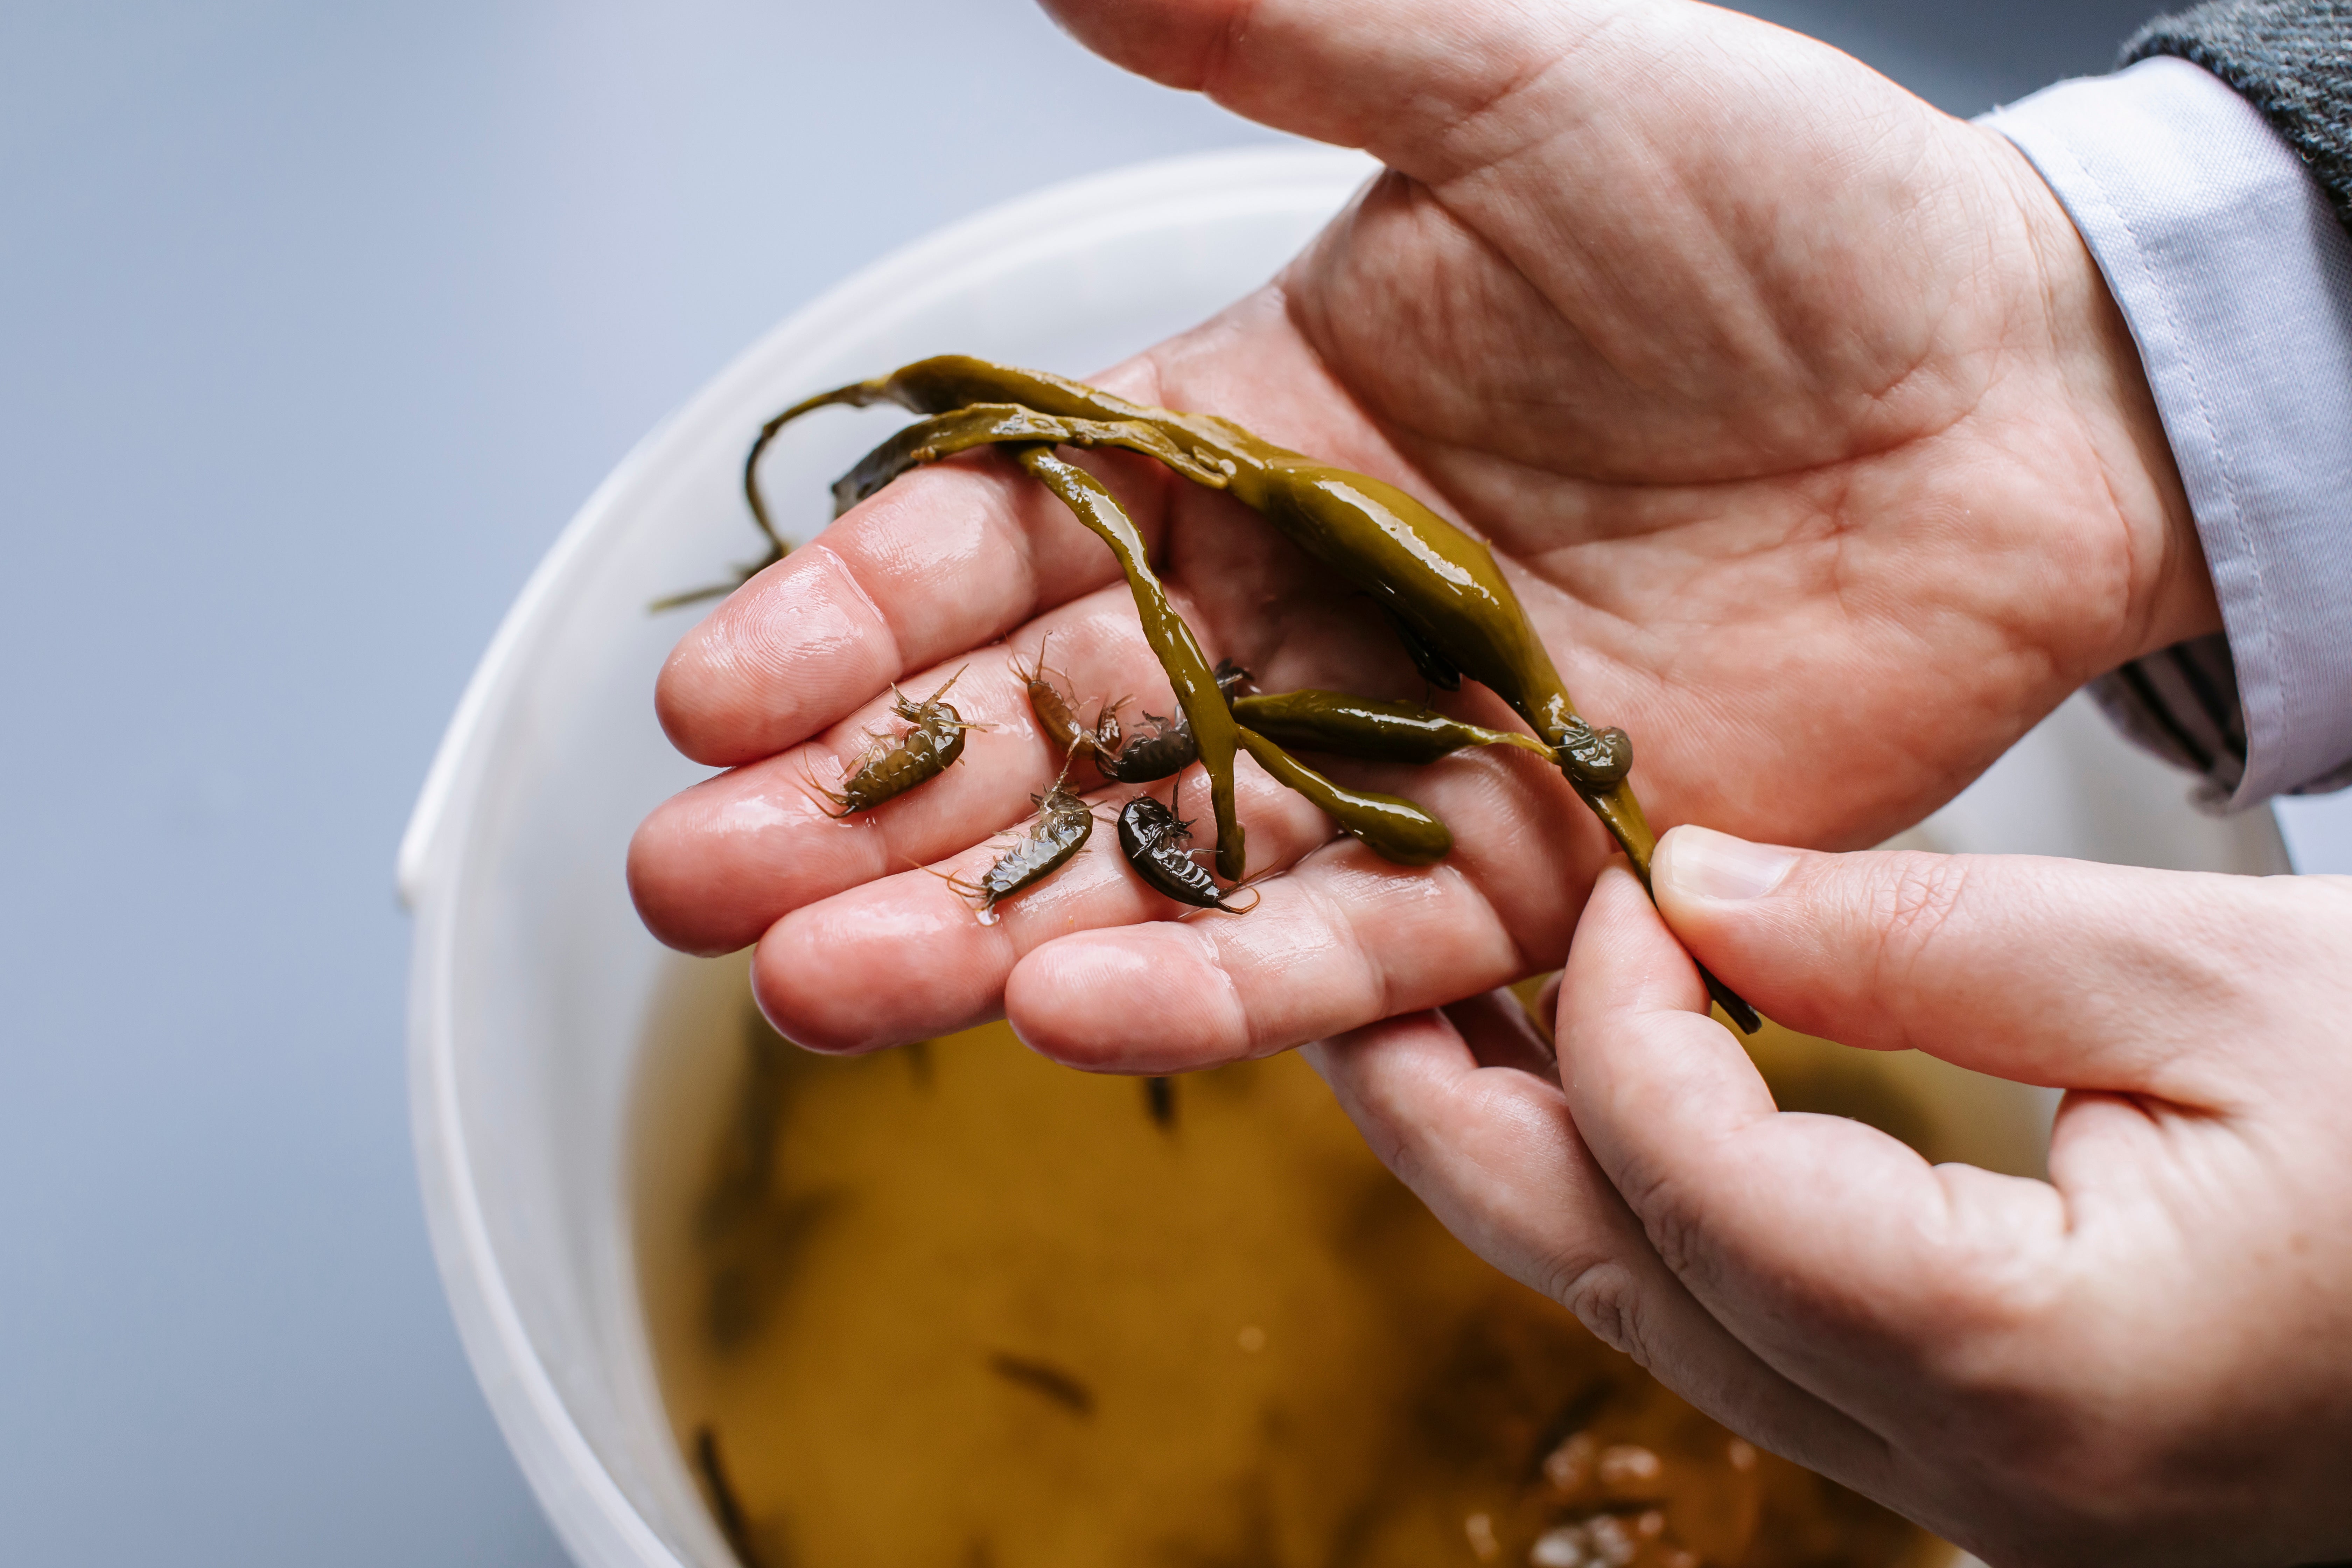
[
  {"left": 629, "top": 586, "right": 1185, "bottom": 954},
  {"left": 1443, "top": 985, "right": 1555, "bottom": 1082},
  {"left": 749, "top": 754, "right": 1340, "bottom": 1055},
  {"left": 1302, "top": 1001, "right": 1896, "bottom": 1489},
  {"left": 655, "top": 439, "right": 1151, "bottom": 767},
  {"left": 1651, "top": 825, "right": 2318, "bottom": 1103},
  {"left": 1042, "top": 0, "right": 1818, "bottom": 179},
  {"left": 647, "top": 313, "right": 1423, "bottom": 769},
  {"left": 752, "top": 718, "right": 1598, "bottom": 1063},
  {"left": 1559, "top": 866, "right": 2070, "bottom": 1439},
  {"left": 633, "top": 525, "right": 1436, "bottom": 959},
  {"left": 1045, "top": 0, "right": 1925, "bottom": 206},
  {"left": 1001, "top": 745, "right": 1609, "bottom": 1071},
  {"left": 656, "top": 327, "right": 1262, "bottom": 770},
  {"left": 1042, "top": 0, "right": 1552, "bottom": 164}
]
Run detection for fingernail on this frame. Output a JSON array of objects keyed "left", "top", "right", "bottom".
[{"left": 1656, "top": 826, "right": 1798, "bottom": 902}]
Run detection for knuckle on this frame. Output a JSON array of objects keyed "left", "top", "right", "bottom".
[
  {"left": 1355, "top": 1105, "right": 1421, "bottom": 1186},
  {"left": 1546, "top": 1258, "right": 1655, "bottom": 1368},
  {"left": 1606, "top": 1159, "right": 1708, "bottom": 1280},
  {"left": 1642, "top": 1192, "right": 1708, "bottom": 1281},
  {"left": 1864, "top": 851, "right": 1975, "bottom": 989}
]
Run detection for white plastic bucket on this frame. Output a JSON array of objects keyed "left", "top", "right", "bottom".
[{"left": 399, "top": 147, "right": 2286, "bottom": 1568}]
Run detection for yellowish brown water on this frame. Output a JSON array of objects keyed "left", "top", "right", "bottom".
[{"left": 634, "top": 960, "right": 1998, "bottom": 1568}]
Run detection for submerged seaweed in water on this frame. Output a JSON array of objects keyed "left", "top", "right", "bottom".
[{"left": 634, "top": 972, "right": 1951, "bottom": 1568}]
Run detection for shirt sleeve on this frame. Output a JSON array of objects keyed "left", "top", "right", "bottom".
[{"left": 1979, "top": 56, "right": 2352, "bottom": 808}]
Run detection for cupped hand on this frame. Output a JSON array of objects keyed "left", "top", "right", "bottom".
[
  {"left": 629, "top": 0, "right": 2217, "bottom": 1066},
  {"left": 1309, "top": 836, "right": 2352, "bottom": 1565}
]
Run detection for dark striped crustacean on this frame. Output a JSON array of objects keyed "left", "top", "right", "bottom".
[
  {"left": 810, "top": 673, "right": 978, "bottom": 817},
  {"left": 1093, "top": 659, "right": 1252, "bottom": 784},
  {"left": 1116, "top": 792, "right": 1254, "bottom": 913},
  {"left": 1094, "top": 711, "right": 1190, "bottom": 784}
]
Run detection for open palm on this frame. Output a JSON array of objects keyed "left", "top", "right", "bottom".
[{"left": 628, "top": 0, "right": 2214, "bottom": 1067}]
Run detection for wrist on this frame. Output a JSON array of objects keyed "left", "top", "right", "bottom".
[{"left": 1982, "top": 126, "right": 2220, "bottom": 666}]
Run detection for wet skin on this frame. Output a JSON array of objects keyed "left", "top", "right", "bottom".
[{"left": 630, "top": 0, "right": 2213, "bottom": 1072}]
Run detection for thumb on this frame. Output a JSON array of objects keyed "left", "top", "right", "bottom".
[
  {"left": 1038, "top": 0, "right": 1566, "bottom": 157},
  {"left": 1652, "top": 825, "right": 2276, "bottom": 1100},
  {"left": 1039, "top": 0, "right": 1890, "bottom": 186}
]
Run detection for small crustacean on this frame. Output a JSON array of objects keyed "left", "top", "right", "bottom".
[
  {"left": 1231, "top": 689, "right": 1556, "bottom": 766},
  {"left": 1013, "top": 637, "right": 1120, "bottom": 768},
  {"left": 1095, "top": 709, "right": 1190, "bottom": 784},
  {"left": 1094, "top": 660, "right": 1254, "bottom": 784},
  {"left": 808, "top": 672, "right": 980, "bottom": 818},
  {"left": 948, "top": 768, "right": 1096, "bottom": 925},
  {"left": 1116, "top": 791, "right": 1258, "bottom": 913}
]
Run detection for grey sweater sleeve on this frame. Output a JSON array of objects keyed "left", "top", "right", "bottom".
[
  {"left": 2126, "top": 0, "right": 2352, "bottom": 229},
  {"left": 2031, "top": 3, "right": 2352, "bottom": 808}
]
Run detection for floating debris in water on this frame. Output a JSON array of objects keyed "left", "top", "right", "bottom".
[{"left": 987, "top": 1352, "right": 1095, "bottom": 1418}]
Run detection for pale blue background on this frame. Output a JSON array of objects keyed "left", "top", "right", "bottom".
[{"left": 5, "top": 3, "right": 2345, "bottom": 1564}]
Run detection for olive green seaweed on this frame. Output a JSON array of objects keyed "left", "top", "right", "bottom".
[
  {"left": 1233, "top": 727, "right": 1452, "bottom": 867},
  {"left": 729, "top": 356, "right": 1758, "bottom": 1031},
  {"left": 1232, "top": 689, "right": 1557, "bottom": 766},
  {"left": 1014, "top": 448, "right": 1247, "bottom": 883}
]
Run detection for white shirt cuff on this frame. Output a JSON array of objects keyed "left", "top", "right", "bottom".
[{"left": 1981, "top": 56, "right": 2352, "bottom": 806}]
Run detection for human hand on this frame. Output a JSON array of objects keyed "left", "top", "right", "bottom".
[
  {"left": 1308, "top": 833, "right": 2352, "bottom": 1566},
  {"left": 629, "top": 0, "right": 2216, "bottom": 1066}
]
